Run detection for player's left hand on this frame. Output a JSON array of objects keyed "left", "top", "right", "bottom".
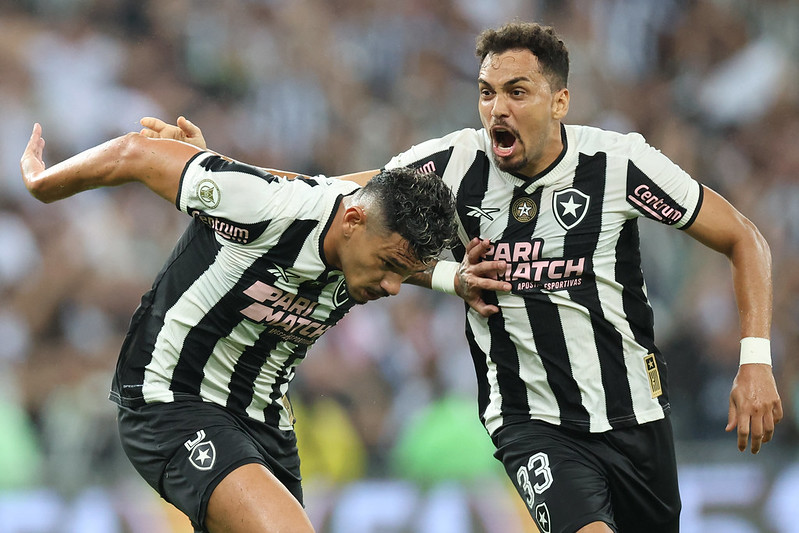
[
  {"left": 139, "top": 116, "right": 207, "bottom": 149},
  {"left": 726, "top": 363, "right": 783, "bottom": 454}
]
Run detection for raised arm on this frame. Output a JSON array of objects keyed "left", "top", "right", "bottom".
[
  {"left": 21, "top": 123, "right": 201, "bottom": 204},
  {"left": 139, "top": 116, "right": 380, "bottom": 185},
  {"left": 684, "top": 185, "right": 783, "bottom": 453}
]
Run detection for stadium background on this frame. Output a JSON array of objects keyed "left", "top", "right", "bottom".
[{"left": 0, "top": 0, "right": 797, "bottom": 531}]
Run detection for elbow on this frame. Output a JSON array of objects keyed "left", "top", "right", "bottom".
[
  {"left": 738, "top": 216, "right": 772, "bottom": 268},
  {"left": 93, "top": 133, "right": 147, "bottom": 189},
  {"left": 105, "top": 132, "right": 146, "bottom": 184}
]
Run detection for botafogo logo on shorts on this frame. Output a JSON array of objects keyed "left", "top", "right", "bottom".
[{"left": 184, "top": 430, "right": 216, "bottom": 471}]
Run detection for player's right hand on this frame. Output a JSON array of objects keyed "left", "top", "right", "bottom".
[
  {"left": 140, "top": 116, "right": 207, "bottom": 150},
  {"left": 20, "top": 123, "right": 46, "bottom": 194}
]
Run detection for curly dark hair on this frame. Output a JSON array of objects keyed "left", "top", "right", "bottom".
[
  {"left": 358, "top": 167, "right": 457, "bottom": 264},
  {"left": 475, "top": 21, "right": 569, "bottom": 91}
]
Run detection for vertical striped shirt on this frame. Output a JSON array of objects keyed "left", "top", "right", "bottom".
[
  {"left": 386, "top": 124, "right": 703, "bottom": 435},
  {"left": 110, "top": 152, "right": 359, "bottom": 430}
]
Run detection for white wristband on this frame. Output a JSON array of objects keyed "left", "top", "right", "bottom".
[
  {"left": 430, "top": 260, "right": 459, "bottom": 295},
  {"left": 739, "top": 337, "right": 772, "bottom": 366}
]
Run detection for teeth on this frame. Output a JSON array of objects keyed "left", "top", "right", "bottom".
[
  {"left": 496, "top": 145, "right": 513, "bottom": 155},
  {"left": 494, "top": 139, "right": 513, "bottom": 156}
]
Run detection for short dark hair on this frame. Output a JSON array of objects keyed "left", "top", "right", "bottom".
[
  {"left": 475, "top": 21, "right": 569, "bottom": 91},
  {"left": 359, "top": 167, "right": 457, "bottom": 264}
]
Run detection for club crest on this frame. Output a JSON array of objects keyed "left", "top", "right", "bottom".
[
  {"left": 553, "top": 188, "right": 589, "bottom": 230},
  {"left": 534, "top": 502, "right": 551, "bottom": 533},
  {"left": 184, "top": 430, "right": 216, "bottom": 471},
  {"left": 332, "top": 276, "right": 350, "bottom": 308}
]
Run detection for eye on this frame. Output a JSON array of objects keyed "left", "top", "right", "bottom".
[{"left": 511, "top": 88, "right": 526, "bottom": 97}]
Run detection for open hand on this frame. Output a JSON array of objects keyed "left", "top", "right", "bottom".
[
  {"left": 140, "top": 116, "right": 207, "bottom": 149},
  {"left": 20, "top": 123, "right": 46, "bottom": 194}
]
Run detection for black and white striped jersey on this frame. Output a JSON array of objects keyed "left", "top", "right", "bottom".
[
  {"left": 110, "top": 152, "right": 359, "bottom": 430},
  {"left": 386, "top": 124, "right": 704, "bottom": 435}
]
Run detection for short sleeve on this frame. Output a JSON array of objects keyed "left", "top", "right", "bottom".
[{"left": 623, "top": 134, "right": 703, "bottom": 230}]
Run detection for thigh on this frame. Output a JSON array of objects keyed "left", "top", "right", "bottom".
[
  {"left": 493, "top": 422, "right": 616, "bottom": 533},
  {"left": 204, "top": 463, "right": 313, "bottom": 533}
]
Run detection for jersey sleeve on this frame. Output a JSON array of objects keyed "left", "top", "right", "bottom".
[
  {"left": 623, "top": 133, "right": 703, "bottom": 230},
  {"left": 176, "top": 152, "right": 354, "bottom": 245}
]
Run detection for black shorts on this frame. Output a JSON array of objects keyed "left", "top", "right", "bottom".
[
  {"left": 492, "top": 418, "right": 681, "bottom": 533},
  {"left": 116, "top": 401, "right": 302, "bottom": 531}
]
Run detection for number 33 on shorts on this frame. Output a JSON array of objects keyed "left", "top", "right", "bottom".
[{"left": 516, "top": 452, "right": 554, "bottom": 532}]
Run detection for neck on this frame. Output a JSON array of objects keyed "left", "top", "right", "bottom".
[{"left": 323, "top": 202, "right": 345, "bottom": 270}]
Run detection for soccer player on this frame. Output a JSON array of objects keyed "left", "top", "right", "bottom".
[
  {"left": 19, "top": 123, "right": 457, "bottom": 533},
  {"left": 141, "top": 22, "right": 783, "bottom": 532},
  {"left": 386, "top": 22, "right": 784, "bottom": 533}
]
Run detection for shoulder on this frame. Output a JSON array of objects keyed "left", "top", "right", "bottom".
[
  {"left": 391, "top": 128, "right": 484, "bottom": 161},
  {"left": 566, "top": 124, "right": 651, "bottom": 159}
]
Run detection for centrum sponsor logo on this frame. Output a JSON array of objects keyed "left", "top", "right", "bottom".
[
  {"left": 188, "top": 208, "right": 252, "bottom": 243},
  {"left": 485, "top": 239, "right": 587, "bottom": 292},
  {"left": 418, "top": 160, "right": 437, "bottom": 175},
  {"left": 626, "top": 183, "right": 685, "bottom": 224}
]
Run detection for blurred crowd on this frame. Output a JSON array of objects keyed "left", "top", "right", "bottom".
[{"left": 0, "top": 0, "right": 798, "bottom": 529}]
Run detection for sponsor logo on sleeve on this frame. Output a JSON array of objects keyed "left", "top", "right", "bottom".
[
  {"left": 187, "top": 208, "right": 265, "bottom": 244},
  {"left": 626, "top": 175, "right": 685, "bottom": 225}
]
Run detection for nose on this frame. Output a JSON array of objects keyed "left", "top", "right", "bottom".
[
  {"left": 380, "top": 273, "right": 402, "bottom": 296},
  {"left": 491, "top": 93, "right": 509, "bottom": 118}
]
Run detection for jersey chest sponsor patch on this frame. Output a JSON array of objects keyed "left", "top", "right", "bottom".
[
  {"left": 484, "top": 239, "right": 588, "bottom": 293},
  {"left": 240, "top": 280, "right": 337, "bottom": 345}
]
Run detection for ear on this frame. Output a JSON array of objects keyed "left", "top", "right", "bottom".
[
  {"left": 552, "top": 88, "right": 570, "bottom": 120},
  {"left": 341, "top": 205, "right": 367, "bottom": 238}
]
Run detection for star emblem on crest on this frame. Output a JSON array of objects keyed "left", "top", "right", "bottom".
[
  {"left": 511, "top": 196, "right": 538, "bottom": 223},
  {"left": 553, "top": 187, "right": 590, "bottom": 230}
]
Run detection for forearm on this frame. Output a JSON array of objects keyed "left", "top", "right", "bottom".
[
  {"left": 405, "top": 264, "right": 435, "bottom": 289},
  {"left": 24, "top": 134, "right": 139, "bottom": 203},
  {"left": 730, "top": 219, "right": 772, "bottom": 339}
]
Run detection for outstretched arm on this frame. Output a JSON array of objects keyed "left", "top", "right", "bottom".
[
  {"left": 139, "top": 116, "right": 380, "bottom": 185},
  {"left": 21, "top": 123, "right": 201, "bottom": 204},
  {"left": 685, "top": 185, "right": 783, "bottom": 454}
]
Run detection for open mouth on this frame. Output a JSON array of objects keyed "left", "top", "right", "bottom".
[{"left": 492, "top": 126, "right": 518, "bottom": 157}]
